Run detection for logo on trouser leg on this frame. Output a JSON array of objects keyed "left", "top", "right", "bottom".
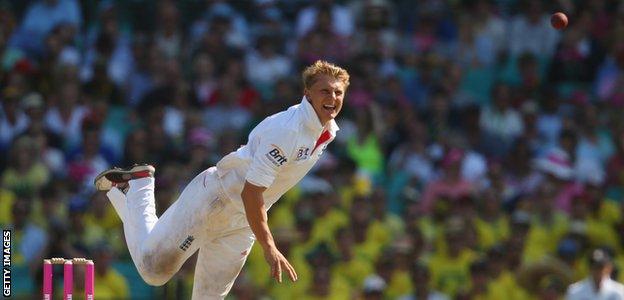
[{"left": 179, "top": 235, "right": 195, "bottom": 251}]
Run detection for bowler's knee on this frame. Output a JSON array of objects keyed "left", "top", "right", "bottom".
[
  {"left": 139, "top": 270, "right": 169, "bottom": 286},
  {"left": 137, "top": 251, "right": 180, "bottom": 286}
]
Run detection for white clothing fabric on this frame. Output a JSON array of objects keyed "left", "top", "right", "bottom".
[
  {"left": 107, "top": 167, "right": 254, "bottom": 299},
  {"left": 216, "top": 97, "right": 338, "bottom": 212},
  {"left": 44, "top": 106, "right": 89, "bottom": 148},
  {"left": 106, "top": 98, "right": 338, "bottom": 299},
  {"left": 566, "top": 277, "right": 624, "bottom": 300}
]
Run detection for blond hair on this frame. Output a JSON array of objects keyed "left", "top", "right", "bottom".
[{"left": 302, "top": 60, "right": 350, "bottom": 90}]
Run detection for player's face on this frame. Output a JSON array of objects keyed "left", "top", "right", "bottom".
[{"left": 305, "top": 74, "right": 346, "bottom": 126}]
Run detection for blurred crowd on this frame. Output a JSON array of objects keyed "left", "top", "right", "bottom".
[{"left": 1, "top": 0, "right": 624, "bottom": 299}]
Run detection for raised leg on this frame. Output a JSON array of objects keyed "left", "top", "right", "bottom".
[{"left": 121, "top": 168, "right": 228, "bottom": 286}]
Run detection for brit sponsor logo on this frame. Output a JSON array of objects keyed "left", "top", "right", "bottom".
[
  {"left": 3, "top": 230, "right": 11, "bottom": 297},
  {"left": 179, "top": 235, "right": 195, "bottom": 251},
  {"left": 266, "top": 145, "right": 287, "bottom": 166}
]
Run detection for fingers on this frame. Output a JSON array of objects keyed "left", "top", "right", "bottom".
[
  {"left": 270, "top": 262, "right": 276, "bottom": 281},
  {"left": 271, "top": 261, "right": 280, "bottom": 282},
  {"left": 276, "top": 260, "right": 282, "bottom": 283},
  {"left": 281, "top": 258, "right": 298, "bottom": 282},
  {"left": 286, "top": 260, "right": 298, "bottom": 281},
  {"left": 268, "top": 251, "right": 298, "bottom": 283}
]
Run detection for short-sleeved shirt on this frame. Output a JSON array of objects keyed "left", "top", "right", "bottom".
[{"left": 216, "top": 97, "right": 339, "bottom": 212}]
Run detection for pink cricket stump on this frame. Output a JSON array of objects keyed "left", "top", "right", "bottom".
[
  {"left": 43, "top": 260, "right": 53, "bottom": 300},
  {"left": 63, "top": 260, "right": 73, "bottom": 300},
  {"left": 85, "top": 260, "right": 94, "bottom": 300}
]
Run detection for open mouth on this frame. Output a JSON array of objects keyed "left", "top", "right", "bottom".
[{"left": 322, "top": 104, "right": 336, "bottom": 113}]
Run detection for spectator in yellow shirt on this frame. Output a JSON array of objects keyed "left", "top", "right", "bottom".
[
  {"left": 331, "top": 226, "right": 374, "bottom": 287},
  {"left": 370, "top": 187, "right": 405, "bottom": 240},
  {"left": 309, "top": 189, "right": 349, "bottom": 246},
  {"left": 486, "top": 244, "right": 531, "bottom": 300},
  {"left": 524, "top": 182, "right": 569, "bottom": 264},
  {"left": 374, "top": 250, "right": 411, "bottom": 299},
  {"left": 350, "top": 196, "right": 385, "bottom": 262},
  {"left": 1, "top": 136, "right": 50, "bottom": 197},
  {"left": 474, "top": 189, "right": 510, "bottom": 251},
  {"left": 428, "top": 217, "right": 478, "bottom": 297}
]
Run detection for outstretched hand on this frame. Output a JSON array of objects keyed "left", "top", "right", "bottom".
[{"left": 263, "top": 246, "right": 298, "bottom": 283}]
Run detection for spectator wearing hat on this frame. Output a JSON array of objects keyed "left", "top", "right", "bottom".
[{"left": 565, "top": 248, "right": 624, "bottom": 299}]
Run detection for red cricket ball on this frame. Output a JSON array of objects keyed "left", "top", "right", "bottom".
[{"left": 551, "top": 12, "right": 568, "bottom": 30}]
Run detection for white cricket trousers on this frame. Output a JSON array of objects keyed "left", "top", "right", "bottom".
[{"left": 106, "top": 167, "right": 255, "bottom": 299}]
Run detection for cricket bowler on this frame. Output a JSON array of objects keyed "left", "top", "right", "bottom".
[{"left": 93, "top": 60, "right": 349, "bottom": 299}]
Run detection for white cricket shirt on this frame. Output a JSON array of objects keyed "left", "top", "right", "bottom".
[
  {"left": 215, "top": 96, "right": 339, "bottom": 212},
  {"left": 566, "top": 277, "right": 624, "bottom": 300}
]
